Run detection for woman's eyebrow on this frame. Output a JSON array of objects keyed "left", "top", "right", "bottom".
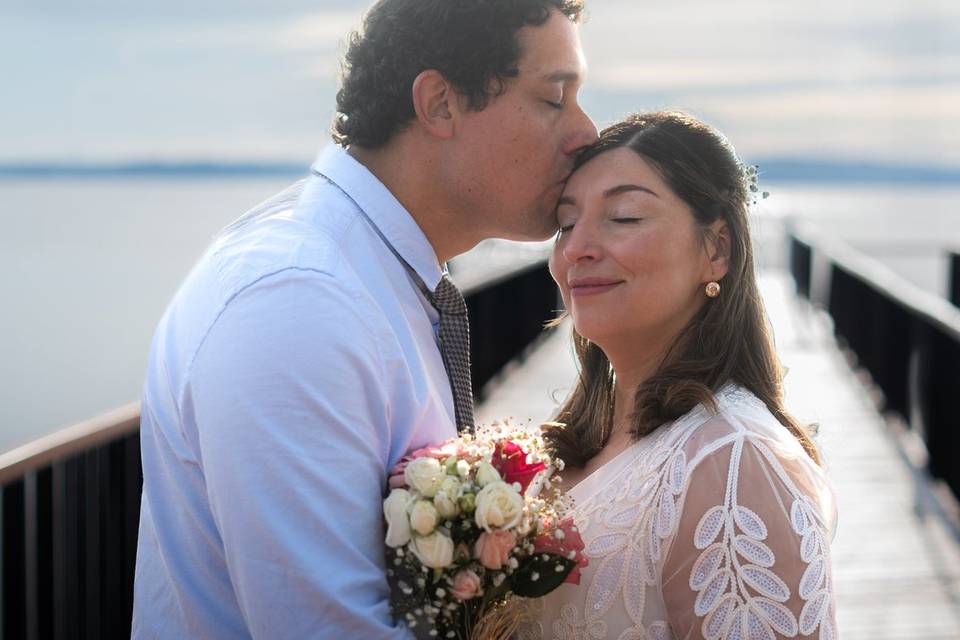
[
  {"left": 558, "top": 184, "right": 659, "bottom": 208},
  {"left": 603, "top": 184, "right": 660, "bottom": 199}
]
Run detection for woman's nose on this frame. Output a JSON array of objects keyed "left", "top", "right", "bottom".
[{"left": 561, "top": 224, "right": 600, "bottom": 264}]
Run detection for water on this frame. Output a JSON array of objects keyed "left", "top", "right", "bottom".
[
  {"left": 1, "top": 179, "right": 958, "bottom": 453},
  {"left": 1, "top": 177, "right": 298, "bottom": 452},
  {"left": 758, "top": 184, "right": 960, "bottom": 296}
]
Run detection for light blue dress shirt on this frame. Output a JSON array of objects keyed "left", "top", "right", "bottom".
[{"left": 132, "top": 146, "right": 457, "bottom": 638}]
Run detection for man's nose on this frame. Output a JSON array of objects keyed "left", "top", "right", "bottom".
[{"left": 562, "top": 105, "right": 599, "bottom": 156}]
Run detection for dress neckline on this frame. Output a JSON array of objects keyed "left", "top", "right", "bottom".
[
  {"left": 566, "top": 437, "right": 645, "bottom": 506},
  {"left": 563, "top": 383, "right": 756, "bottom": 507}
]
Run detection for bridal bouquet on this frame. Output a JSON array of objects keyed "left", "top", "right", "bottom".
[{"left": 383, "top": 422, "right": 586, "bottom": 639}]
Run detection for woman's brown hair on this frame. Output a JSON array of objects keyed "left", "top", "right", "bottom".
[{"left": 546, "top": 111, "right": 821, "bottom": 467}]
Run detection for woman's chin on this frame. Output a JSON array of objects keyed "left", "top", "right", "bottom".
[{"left": 570, "top": 319, "right": 614, "bottom": 346}]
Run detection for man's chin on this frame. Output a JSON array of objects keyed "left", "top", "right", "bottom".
[
  {"left": 501, "top": 225, "right": 558, "bottom": 243},
  {"left": 527, "top": 223, "right": 560, "bottom": 241},
  {"left": 517, "top": 210, "right": 561, "bottom": 242},
  {"left": 484, "top": 207, "right": 558, "bottom": 243}
]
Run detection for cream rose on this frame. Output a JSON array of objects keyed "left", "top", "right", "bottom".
[
  {"left": 409, "top": 500, "right": 439, "bottom": 536},
  {"left": 474, "top": 481, "right": 524, "bottom": 531},
  {"left": 434, "top": 477, "right": 462, "bottom": 519},
  {"left": 411, "top": 531, "right": 455, "bottom": 568},
  {"left": 404, "top": 457, "right": 446, "bottom": 497},
  {"left": 383, "top": 489, "right": 413, "bottom": 548},
  {"left": 475, "top": 461, "right": 502, "bottom": 487}
]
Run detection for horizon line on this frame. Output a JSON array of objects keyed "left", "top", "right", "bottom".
[{"left": 1, "top": 157, "right": 960, "bottom": 184}]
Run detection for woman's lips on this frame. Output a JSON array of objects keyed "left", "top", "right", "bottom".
[{"left": 568, "top": 279, "right": 623, "bottom": 297}]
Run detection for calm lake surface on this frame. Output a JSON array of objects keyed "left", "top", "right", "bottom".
[{"left": 2, "top": 178, "right": 958, "bottom": 452}]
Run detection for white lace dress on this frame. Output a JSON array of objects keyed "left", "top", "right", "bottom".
[{"left": 518, "top": 384, "right": 838, "bottom": 640}]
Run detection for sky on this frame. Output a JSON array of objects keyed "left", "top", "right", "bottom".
[{"left": 2, "top": 0, "right": 958, "bottom": 168}]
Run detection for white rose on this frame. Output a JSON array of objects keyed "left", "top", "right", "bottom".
[
  {"left": 475, "top": 461, "right": 502, "bottom": 487},
  {"left": 412, "top": 531, "right": 455, "bottom": 569},
  {"left": 409, "top": 500, "right": 439, "bottom": 536},
  {"left": 442, "top": 475, "right": 462, "bottom": 495},
  {"left": 405, "top": 457, "right": 446, "bottom": 497},
  {"left": 474, "top": 481, "right": 524, "bottom": 531},
  {"left": 434, "top": 477, "right": 462, "bottom": 519},
  {"left": 456, "top": 459, "right": 471, "bottom": 478},
  {"left": 383, "top": 489, "right": 413, "bottom": 548}
]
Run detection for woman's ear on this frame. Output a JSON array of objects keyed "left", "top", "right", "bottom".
[
  {"left": 411, "top": 69, "right": 455, "bottom": 140},
  {"left": 702, "top": 219, "right": 730, "bottom": 282}
]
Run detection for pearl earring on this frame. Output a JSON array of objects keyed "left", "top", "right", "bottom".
[{"left": 705, "top": 281, "right": 721, "bottom": 298}]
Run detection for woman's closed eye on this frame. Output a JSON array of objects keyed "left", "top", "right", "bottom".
[{"left": 557, "top": 216, "right": 640, "bottom": 234}]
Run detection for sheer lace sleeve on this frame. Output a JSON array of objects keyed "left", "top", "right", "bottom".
[{"left": 660, "top": 416, "right": 837, "bottom": 640}]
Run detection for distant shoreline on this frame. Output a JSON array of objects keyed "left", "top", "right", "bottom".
[
  {"left": 2, "top": 158, "right": 960, "bottom": 184},
  {"left": 0, "top": 161, "right": 307, "bottom": 180}
]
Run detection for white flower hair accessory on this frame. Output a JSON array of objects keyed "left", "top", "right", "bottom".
[{"left": 742, "top": 163, "right": 770, "bottom": 206}]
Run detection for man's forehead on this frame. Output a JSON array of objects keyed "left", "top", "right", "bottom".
[{"left": 515, "top": 13, "right": 586, "bottom": 82}]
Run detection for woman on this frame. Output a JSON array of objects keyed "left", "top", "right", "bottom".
[{"left": 518, "top": 112, "right": 838, "bottom": 639}]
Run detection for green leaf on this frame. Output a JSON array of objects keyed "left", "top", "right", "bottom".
[{"left": 509, "top": 554, "right": 576, "bottom": 598}]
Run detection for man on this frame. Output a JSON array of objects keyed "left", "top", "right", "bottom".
[{"left": 132, "top": 0, "right": 596, "bottom": 637}]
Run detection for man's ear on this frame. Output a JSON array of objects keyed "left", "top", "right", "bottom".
[
  {"left": 703, "top": 219, "right": 731, "bottom": 282},
  {"left": 411, "top": 69, "right": 455, "bottom": 140}
]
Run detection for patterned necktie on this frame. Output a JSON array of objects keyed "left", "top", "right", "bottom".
[{"left": 429, "top": 275, "right": 475, "bottom": 434}]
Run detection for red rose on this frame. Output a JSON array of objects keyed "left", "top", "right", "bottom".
[
  {"left": 534, "top": 516, "right": 588, "bottom": 585},
  {"left": 491, "top": 440, "right": 546, "bottom": 495}
]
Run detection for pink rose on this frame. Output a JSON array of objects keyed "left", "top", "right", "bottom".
[
  {"left": 473, "top": 529, "right": 517, "bottom": 570},
  {"left": 411, "top": 442, "right": 460, "bottom": 460},
  {"left": 449, "top": 569, "right": 482, "bottom": 601},
  {"left": 388, "top": 458, "right": 412, "bottom": 489}
]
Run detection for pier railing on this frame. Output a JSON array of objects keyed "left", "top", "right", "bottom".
[
  {"left": 788, "top": 223, "right": 960, "bottom": 512},
  {"left": 0, "top": 253, "right": 556, "bottom": 639},
  {"left": 0, "top": 404, "right": 142, "bottom": 640}
]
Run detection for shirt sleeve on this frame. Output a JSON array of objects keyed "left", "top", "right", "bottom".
[
  {"left": 188, "top": 269, "right": 411, "bottom": 639},
  {"left": 660, "top": 422, "right": 837, "bottom": 640}
]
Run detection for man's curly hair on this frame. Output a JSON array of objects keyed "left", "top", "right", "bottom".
[{"left": 333, "top": 0, "right": 584, "bottom": 149}]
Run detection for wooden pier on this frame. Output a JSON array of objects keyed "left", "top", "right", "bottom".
[
  {"left": 4, "top": 235, "right": 959, "bottom": 638},
  {"left": 477, "top": 270, "right": 960, "bottom": 639}
]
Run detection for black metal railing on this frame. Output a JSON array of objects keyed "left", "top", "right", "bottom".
[
  {"left": 466, "top": 262, "right": 558, "bottom": 399},
  {"left": 1, "top": 254, "right": 557, "bottom": 640},
  {"left": 788, "top": 223, "right": 960, "bottom": 504},
  {"left": 1, "top": 405, "right": 142, "bottom": 640}
]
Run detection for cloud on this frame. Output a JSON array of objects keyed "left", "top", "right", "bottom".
[
  {"left": 1, "top": 0, "right": 958, "bottom": 165},
  {"left": 274, "top": 11, "right": 363, "bottom": 53},
  {"left": 591, "top": 56, "right": 960, "bottom": 93},
  {"left": 575, "top": 0, "right": 960, "bottom": 167}
]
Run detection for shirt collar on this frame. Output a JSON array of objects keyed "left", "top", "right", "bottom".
[{"left": 311, "top": 144, "right": 444, "bottom": 291}]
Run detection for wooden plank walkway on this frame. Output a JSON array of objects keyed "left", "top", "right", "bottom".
[{"left": 476, "top": 270, "right": 960, "bottom": 639}]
